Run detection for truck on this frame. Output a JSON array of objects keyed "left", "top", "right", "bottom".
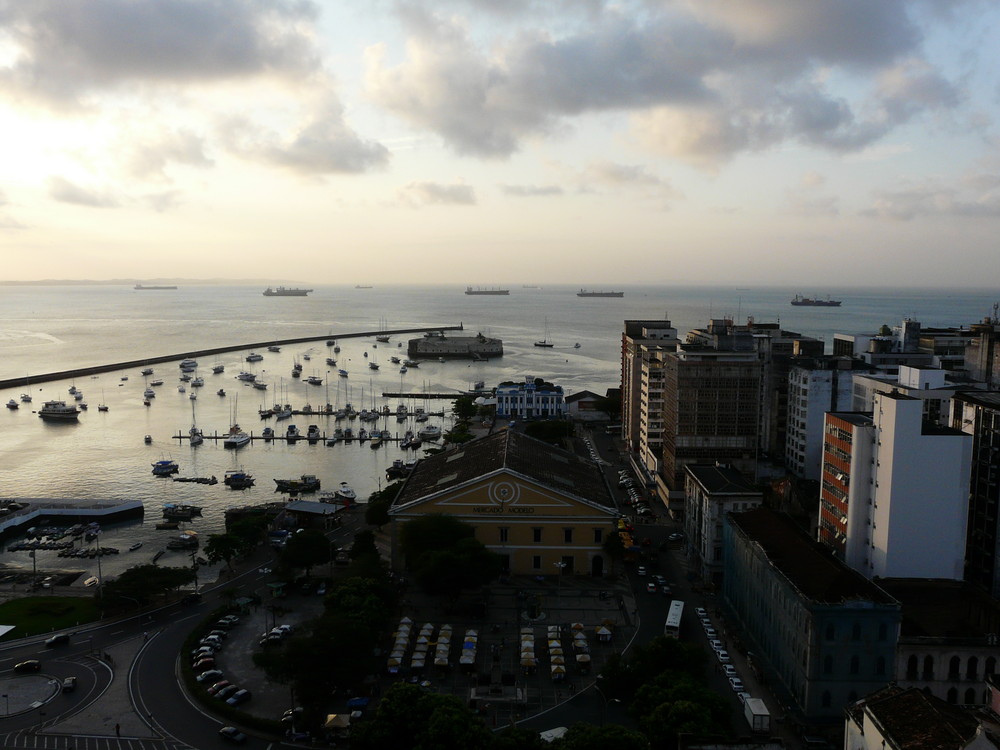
[{"left": 744, "top": 697, "right": 771, "bottom": 733}]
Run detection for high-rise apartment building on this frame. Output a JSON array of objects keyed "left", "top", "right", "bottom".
[{"left": 620, "top": 319, "right": 678, "bottom": 474}]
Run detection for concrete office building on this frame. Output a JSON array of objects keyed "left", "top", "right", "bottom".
[{"left": 620, "top": 319, "right": 678, "bottom": 474}]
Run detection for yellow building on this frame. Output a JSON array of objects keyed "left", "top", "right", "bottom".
[{"left": 389, "top": 430, "right": 619, "bottom": 577}]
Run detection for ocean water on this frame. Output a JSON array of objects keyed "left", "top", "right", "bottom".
[{"left": 0, "top": 283, "right": 996, "bottom": 579}]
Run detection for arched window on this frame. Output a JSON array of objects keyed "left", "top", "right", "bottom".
[
  {"left": 923, "top": 655, "right": 935, "bottom": 680},
  {"left": 821, "top": 691, "right": 831, "bottom": 708},
  {"left": 878, "top": 622, "right": 888, "bottom": 641},
  {"left": 907, "top": 654, "right": 919, "bottom": 679},
  {"left": 826, "top": 624, "right": 835, "bottom": 640},
  {"left": 876, "top": 656, "right": 886, "bottom": 676},
  {"left": 824, "top": 655, "right": 833, "bottom": 674},
  {"left": 852, "top": 622, "right": 861, "bottom": 641},
  {"left": 965, "top": 688, "right": 976, "bottom": 705},
  {"left": 949, "top": 655, "right": 961, "bottom": 679},
  {"left": 850, "top": 655, "right": 860, "bottom": 674},
  {"left": 947, "top": 687, "right": 958, "bottom": 704},
  {"left": 968, "top": 656, "right": 979, "bottom": 680},
  {"left": 987, "top": 656, "right": 997, "bottom": 676}
]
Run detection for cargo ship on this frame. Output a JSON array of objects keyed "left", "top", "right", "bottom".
[
  {"left": 134, "top": 283, "right": 177, "bottom": 290},
  {"left": 263, "top": 286, "right": 313, "bottom": 297},
  {"left": 465, "top": 286, "right": 509, "bottom": 295},
  {"left": 790, "top": 295, "right": 841, "bottom": 307},
  {"left": 577, "top": 289, "right": 624, "bottom": 297}
]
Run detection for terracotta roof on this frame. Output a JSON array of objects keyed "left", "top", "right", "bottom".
[
  {"left": 729, "top": 507, "right": 897, "bottom": 605},
  {"left": 391, "top": 429, "right": 614, "bottom": 509},
  {"left": 864, "top": 687, "right": 981, "bottom": 750}
]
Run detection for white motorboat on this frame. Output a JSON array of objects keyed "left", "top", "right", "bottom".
[
  {"left": 141, "top": 367, "right": 154, "bottom": 376},
  {"left": 20, "top": 393, "right": 32, "bottom": 403},
  {"left": 38, "top": 400, "right": 80, "bottom": 420},
  {"left": 417, "top": 424, "right": 442, "bottom": 440},
  {"left": 335, "top": 482, "right": 357, "bottom": 502},
  {"left": 237, "top": 371, "right": 256, "bottom": 382},
  {"left": 191, "top": 377, "right": 204, "bottom": 387},
  {"left": 212, "top": 364, "right": 225, "bottom": 374},
  {"left": 246, "top": 352, "right": 264, "bottom": 362},
  {"left": 179, "top": 358, "right": 198, "bottom": 369},
  {"left": 144, "top": 388, "right": 156, "bottom": 398}
]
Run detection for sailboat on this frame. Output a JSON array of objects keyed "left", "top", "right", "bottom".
[
  {"left": 98, "top": 389, "right": 109, "bottom": 412},
  {"left": 534, "top": 317, "right": 554, "bottom": 348},
  {"left": 223, "top": 396, "right": 251, "bottom": 448},
  {"left": 189, "top": 398, "right": 204, "bottom": 446}
]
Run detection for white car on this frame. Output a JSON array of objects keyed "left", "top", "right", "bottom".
[
  {"left": 716, "top": 650, "right": 731, "bottom": 664},
  {"left": 737, "top": 691, "right": 752, "bottom": 705},
  {"left": 636, "top": 566, "right": 647, "bottom": 577},
  {"left": 695, "top": 607, "right": 707, "bottom": 618},
  {"left": 705, "top": 627, "right": 717, "bottom": 639},
  {"left": 722, "top": 664, "right": 738, "bottom": 678},
  {"left": 708, "top": 639, "right": 723, "bottom": 652},
  {"left": 729, "top": 676, "right": 745, "bottom": 692}
]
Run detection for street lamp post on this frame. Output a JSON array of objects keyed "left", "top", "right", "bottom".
[
  {"left": 3, "top": 693, "right": 9, "bottom": 717},
  {"left": 554, "top": 562, "right": 566, "bottom": 592},
  {"left": 595, "top": 677, "right": 620, "bottom": 726}
]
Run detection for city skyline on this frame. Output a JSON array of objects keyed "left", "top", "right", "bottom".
[{"left": 1, "top": 1, "right": 999, "bottom": 287}]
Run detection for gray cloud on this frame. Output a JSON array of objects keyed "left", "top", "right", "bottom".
[
  {"left": 499, "top": 184, "right": 563, "bottom": 197},
  {"left": 221, "top": 100, "right": 390, "bottom": 175},
  {"left": 368, "top": 1, "right": 968, "bottom": 164},
  {"left": 863, "top": 179, "right": 1000, "bottom": 221},
  {"left": 126, "top": 129, "right": 214, "bottom": 181},
  {"left": 397, "top": 181, "right": 476, "bottom": 207},
  {"left": 47, "top": 176, "right": 119, "bottom": 207},
  {"left": 0, "top": 0, "right": 320, "bottom": 105}
]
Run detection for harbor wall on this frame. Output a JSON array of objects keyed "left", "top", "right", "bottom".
[
  {"left": 0, "top": 325, "right": 463, "bottom": 390},
  {"left": 0, "top": 500, "right": 145, "bottom": 538},
  {"left": 407, "top": 334, "right": 503, "bottom": 359}
]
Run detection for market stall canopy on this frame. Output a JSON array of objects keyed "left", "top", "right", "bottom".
[{"left": 324, "top": 714, "right": 351, "bottom": 729}]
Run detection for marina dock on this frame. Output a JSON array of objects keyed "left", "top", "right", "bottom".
[{"left": 0, "top": 499, "right": 144, "bottom": 538}]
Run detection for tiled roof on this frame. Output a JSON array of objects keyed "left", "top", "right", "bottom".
[
  {"left": 392, "top": 429, "right": 614, "bottom": 509},
  {"left": 865, "top": 687, "right": 980, "bottom": 750},
  {"left": 729, "top": 507, "right": 897, "bottom": 605}
]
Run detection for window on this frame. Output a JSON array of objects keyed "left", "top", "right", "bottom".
[
  {"left": 825, "top": 624, "right": 835, "bottom": 641},
  {"left": 823, "top": 655, "right": 833, "bottom": 674},
  {"left": 821, "top": 691, "right": 831, "bottom": 708},
  {"left": 923, "top": 655, "right": 935, "bottom": 680},
  {"left": 876, "top": 656, "right": 886, "bottom": 676},
  {"left": 850, "top": 655, "right": 859, "bottom": 675},
  {"left": 949, "top": 656, "right": 960, "bottom": 679},
  {"left": 967, "top": 656, "right": 979, "bottom": 680},
  {"left": 907, "top": 655, "right": 918, "bottom": 679},
  {"left": 947, "top": 687, "right": 958, "bottom": 704},
  {"left": 987, "top": 657, "right": 996, "bottom": 676},
  {"left": 593, "top": 528, "right": 603, "bottom": 544},
  {"left": 563, "top": 528, "right": 573, "bottom": 544},
  {"left": 851, "top": 623, "right": 861, "bottom": 641},
  {"left": 878, "top": 622, "right": 887, "bottom": 641},
  {"left": 532, "top": 555, "right": 541, "bottom": 570},
  {"left": 965, "top": 688, "right": 976, "bottom": 705},
  {"left": 533, "top": 528, "right": 542, "bottom": 543},
  {"left": 499, "top": 527, "right": 509, "bottom": 543}
]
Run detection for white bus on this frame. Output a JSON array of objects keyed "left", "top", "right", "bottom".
[{"left": 664, "top": 600, "right": 684, "bottom": 638}]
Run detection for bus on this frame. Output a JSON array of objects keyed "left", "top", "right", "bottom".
[{"left": 664, "top": 600, "right": 684, "bottom": 638}]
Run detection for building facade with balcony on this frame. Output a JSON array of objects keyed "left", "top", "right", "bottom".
[{"left": 495, "top": 376, "right": 565, "bottom": 419}]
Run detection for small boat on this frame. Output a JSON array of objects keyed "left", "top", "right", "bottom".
[
  {"left": 369, "top": 434, "right": 383, "bottom": 449},
  {"left": 306, "top": 425, "right": 321, "bottom": 443},
  {"left": 155, "top": 522, "right": 179, "bottom": 530},
  {"left": 306, "top": 375, "right": 323, "bottom": 385},
  {"left": 78, "top": 402, "right": 88, "bottom": 410},
  {"left": 179, "top": 358, "right": 198, "bottom": 369},
  {"left": 150, "top": 379, "right": 164, "bottom": 386},
  {"left": 262, "top": 427, "right": 274, "bottom": 441},
  {"left": 217, "top": 389, "right": 226, "bottom": 397},
  {"left": 189, "top": 426, "right": 204, "bottom": 445},
  {"left": 252, "top": 381, "right": 268, "bottom": 391},
  {"left": 177, "top": 385, "right": 186, "bottom": 393},
  {"left": 121, "top": 376, "right": 128, "bottom": 381},
  {"left": 237, "top": 371, "right": 256, "bottom": 382},
  {"left": 223, "top": 425, "right": 251, "bottom": 449},
  {"left": 267, "top": 345, "right": 281, "bottom": 352},
  {"left": 144, "top": 434, "right": 153, "bottom": 444},
  {"left": 179, "top": 373, "right": 192, "bottom": 382},
  {"left": 574, "top": 343, "right": 581, "bottom": 349},
  {"left": 274, "top": 404, "right": 292, "bottom": 420},
  {"left": 83, "top": 576, "right": 99, "bottom": 587},
  {"left": 286, "top": 424, "right": 302, "bottom": 441},
  {"left": 6, "top": 399, "right": 17, "bottom": 409},
  {"left": 369, "top": 361, "right": 380, "bottom": 370},
  {"left": 141, "top": 367, "right": 154, "bottom": 376},
  {"left": 326, "top": 357, "right": 337, "bottom": 366},
  {"left": 189, "top": 392, "right": 197, "bottom": 400},
  {"left": 191, "top": 377, "right": 204, "bottom": 387},
  {"left": 98, "top": 404, "right": 109, "bottom": 412},
  {"left": 338, "top": 369, "right": 349, "bottom": 378},
  {"left": 20, "top": 393, "right": 32, "bottom": 403},
  {"left": 129, "top": 542, "right": 143, "bottom": 552},
  {"left": 274, "top": 474, "right": 321, "bottom": 493},
  {"left": 224, "top": 469, "right": 255, "bottom": 489},
  {"left": 74, "top": 391, "right": 85, "bottom": 400},
  {"left": 418, "top": 424, "right": 442, "bottom": 440},
  {"left": 335, "top": 482, "right": 357, "bottom": 502},
  {"left": 403, "top": 359, "right": 419, "bottom": 368},
  {"left": 326, "top": 339, "right": 337, "bottom": 347},
  {"left": 535, "top": 317, "right": 554, "bottom": 347},
  {"left": 246, "top": 352, "right": 264, "bottom": 362},
  {"left": 376, "top": 335, "right": 390, "bottom": 343},
  {"left": 399, "top": 366, "right": 407, "bottom": 374},
  {"left": 390, "top": 356, "right": 401, "bottom": 364},
  {"left": 212, "top": 364, "right": 225, "bottom": 374},
  {"left": 151, "top": 459, "right": 179, "bottom": 476}
]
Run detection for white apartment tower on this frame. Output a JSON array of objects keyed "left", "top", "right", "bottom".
[{"left": 827, "top": 391, "right": 972, "bottom": 580}]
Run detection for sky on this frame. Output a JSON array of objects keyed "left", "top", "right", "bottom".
[{"left": 1, "top": 0, "right": 1000, "bottom": 287}]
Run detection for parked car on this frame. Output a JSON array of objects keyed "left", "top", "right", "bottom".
[
  {"left": 636, "top": 566, "right": 647, "bottom": 577},
  {"left": 668, "top": 532, "right": 684, "bottom": 542},
  {"left": 196, "top": 669, "right": 224, "bottom": 684},
  {"left": 716, "top": 650, "right": 732, "bottom": 663},
  {"left": 180, "top": 592, "right": 202, "bottom": 605},
  {"left": 14, "top": 660, "right": 41, "bottom": 673},
  {"left": 722, "top": 664, "right": 738, "bottom": 678},
  {"left": 729, "top": 676, "right": 745, "bottom": 692},
  {"left": 227, "top": 688, "right": 252, "bottom": 706},
  {"left": 215, "top": 685, "right": 240, "bottom": 701},
  {"left": 645, "top": 582, "right": 658, "bottom": 594},
  {"left": 45, "top": 633, "right": 70, "bottom": 648},
  {"left": 218, "top": 726, "right": 247, "bottom": 744},
  {"left": 737, "top": 691, "right": 752, "bottom": 705},
  {"left": 695, "top": 607, "right": 708, "bottom": 618},
  {"left": 206, "top": 680, "right": 231, "bottom": 695},
  {"left": 192, "top": 658, "right": 217, "bottom": 673},
  {"left": 708, "top": 639, "right": 723, "bottom": 652},
  {"left": 61, "top": 676, "right": 77, "bottom": 692},
  {"left": 705, "top": 626, "right": 717, "bottom": 639}
]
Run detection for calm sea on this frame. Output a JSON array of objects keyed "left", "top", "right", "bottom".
[{"left": 0, "top": 283, "right": 996, "bottom": 579}]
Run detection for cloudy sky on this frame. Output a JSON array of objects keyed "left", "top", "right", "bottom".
[{"left": 1, "top": 0, "right": 999, "bottom": 286}]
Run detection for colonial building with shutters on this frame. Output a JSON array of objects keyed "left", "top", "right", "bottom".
[{"left": 388, "top": 429, "right": 619, "bottom": 577}]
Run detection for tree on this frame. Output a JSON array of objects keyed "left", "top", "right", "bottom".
[
  {"left": 204, "top": 533, "right": 243, "bottom": 569},
  {"left": 593, "top": 394, "right": 621, "bottom": 421},
  {"left": 399, "top": 514, "right": 475, "bottom": 563},
  {"left": 366, "top": 482, "right": 403, "bottom": 528},
  {"left": 101, "top": 564, "right": 195, "bottom": 606},
  {"left": 552, "top": 723, "right": 649, "bottom": 750},
  {"left": 399, "top": 514, "right": 501, "bottom": 598},
  {"left": 452, "top": 395, "right": 477, "bottom": 421},
  {"left": 281, "top": 529, "right": 331, "bottom": 575}
]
